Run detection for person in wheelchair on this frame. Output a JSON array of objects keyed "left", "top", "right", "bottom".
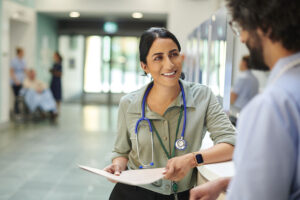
[{"left": 21, "top": 69, "right": 57, "bottom": 119}]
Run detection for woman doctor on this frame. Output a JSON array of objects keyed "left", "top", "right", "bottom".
[{"left": 104, "top": 27, "right": 236, "bottom": 200}]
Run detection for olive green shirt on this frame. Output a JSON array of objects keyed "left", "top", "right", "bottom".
[{"left": 112, "top": 80, "right": 236, "bottom": 195}]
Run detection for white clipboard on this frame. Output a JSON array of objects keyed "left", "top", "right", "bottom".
[{"left": 79, "top": 165, "right": 165, "bottom": 185}]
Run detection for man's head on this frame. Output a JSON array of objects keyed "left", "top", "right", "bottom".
[
  {"left": 16, "top": 47, "right": 24, "bottom": 58},
  {"left": 28, "top": 69, "right": 36, "bottom": 81},
  {"left": 227, "top": 0, "right": 300, "bottom": 70},
  {"left": 239, "top": 55, "right": 250, "bottom": 71}
]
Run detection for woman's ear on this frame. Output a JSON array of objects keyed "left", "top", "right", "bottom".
[
  {"left": 140, "top": 61, "right": 149, "bottom": 74},
  {"left": 180, "top": 53, "right": 185, "bottom": 62}
]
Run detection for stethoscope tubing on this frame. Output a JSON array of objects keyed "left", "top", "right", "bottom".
[{"left": 134, "top": 81, "right": 187, "bottom": 168}]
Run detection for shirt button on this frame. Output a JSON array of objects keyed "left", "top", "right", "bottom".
[{"left": 163, "top": 136, "right": 168, "bottom": 141}]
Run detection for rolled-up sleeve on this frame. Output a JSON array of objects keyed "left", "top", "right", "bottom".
[
  {"left": 206, "top": 90, "right": 236, "bottom": 146},
  {"left": 111, "top": 98, "right": 132, "bottom": 161}
]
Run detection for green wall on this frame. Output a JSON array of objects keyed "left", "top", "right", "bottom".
[
  {"left": 0, "top": 0, "right": 3, "bottom": 118},
  {"left": 36, "top": 13, "right": 58, "bottom": 83}
]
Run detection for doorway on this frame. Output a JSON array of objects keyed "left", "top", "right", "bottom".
[{"left": 83, "top": 35, "right": 149, "bottom": 94}]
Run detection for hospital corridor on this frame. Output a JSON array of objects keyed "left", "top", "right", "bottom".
[
  {"left": 1, "top": 0, "right": 300, "bottom": 200},
  {"left": 0, "top": 104, "right": 117, "bottom": 199}
]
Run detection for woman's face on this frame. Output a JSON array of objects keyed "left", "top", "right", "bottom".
[
  {"left": 54, "top": 54, "right": 59, "bottom": 62},
  {"left": 142, "top": 38, "right": 183, "bottom": 88}
]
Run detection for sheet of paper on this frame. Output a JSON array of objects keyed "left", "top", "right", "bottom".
[{"left": 78, "top": 165, "right": 165, "bottom": 185}]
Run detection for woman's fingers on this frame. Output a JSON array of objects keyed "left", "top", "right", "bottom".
[
  {"left": 164, "top": 160, "right": 176, "bottom": 179},
  {"left": 114, "top": 165, "right": 122, "bottom": 175}
]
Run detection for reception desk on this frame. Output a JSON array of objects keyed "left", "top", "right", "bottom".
[{"left": 197, "top": 134, "right": 235, "bottom": 199}]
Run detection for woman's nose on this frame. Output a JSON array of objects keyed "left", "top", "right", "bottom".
[{"left": 164, "top": 56, "right": 175, "bottom": 69}]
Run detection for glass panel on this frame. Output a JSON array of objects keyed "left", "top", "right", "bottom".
[
  {"left": 111, "top": 37, "right": 124, "bottom": 93},
  {"left": 101, "top": 36, "right": 111, "bottom": 93},
  {"left": 110, "top": 36, "right": 148, "bottom": 93},
  {"left": 84, "top": 35, "right": 149, "bottom": 94},
  {"left": 84, "top": 36, "right": 102, "bottom": 93}
]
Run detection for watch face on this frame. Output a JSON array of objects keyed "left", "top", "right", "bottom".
[{"left": 196, "top": 154, "right": 204, "bottom": 164}]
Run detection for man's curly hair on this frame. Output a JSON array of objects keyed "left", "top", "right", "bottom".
[{"left": 226, "top": 0, "right": 300, "bottom": 52}]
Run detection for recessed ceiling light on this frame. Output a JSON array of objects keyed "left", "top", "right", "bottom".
[
  {"left": 132, "top": 12, "right": 143, "bottom": 19},
  {"left": 69, "top": 12, "right": 80, "bottom": 18}
]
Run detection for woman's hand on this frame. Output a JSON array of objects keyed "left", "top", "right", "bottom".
[
  {"left": 103, "top": 164, "right": 125, "bottom": 183},
  {"left": 163, "top": 153, "right": 196, "bottom": 181},
  {"left": 103, "top": 157, "right": 128, "bottom": 183}
]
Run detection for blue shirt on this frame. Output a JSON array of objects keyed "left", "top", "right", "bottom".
[
  {"left": 227, "top": 51, "right": 300, "bottom": 200},
  {"left": 10, "top": 57, "right": 26, "bottom": 85},
  {"left": 232, "top": 70, "right": 259, "bottom": 109}
]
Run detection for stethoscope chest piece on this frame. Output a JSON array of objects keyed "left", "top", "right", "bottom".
[{"left": 175, "top": 137, "right": 187, "bottom": 150}]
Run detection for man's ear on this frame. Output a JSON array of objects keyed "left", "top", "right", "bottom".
[{"left": 140, "top": 61, "right": 149, "bottom": 74}]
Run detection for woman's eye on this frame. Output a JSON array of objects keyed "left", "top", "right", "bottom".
[
  {"left": 154, "top": 56, "right": 162, "bottom": 61},
  {"left": 170, "top": 52, "right": 179, "bottom": 57}
]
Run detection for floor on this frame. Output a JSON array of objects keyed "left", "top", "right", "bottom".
[{"left": 0, "top": 104, "right": 119, "bottom": 200}]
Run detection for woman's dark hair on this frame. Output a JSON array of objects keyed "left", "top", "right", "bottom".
[
  {"left": 139, "top": 27, "right": 181, "bottom": 64},
  {"left": 54, "top": 52, "right": 63, "bottom": 63},
  {"left": 226, "top": 0, "right": 300, "bottom": 51}
]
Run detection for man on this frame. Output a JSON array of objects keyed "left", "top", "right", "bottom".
[
  {"left": 190, "top": 0, "right": 300, "bottom": 199},
  {"left": 230, "top": 55, "right": 259, "bottom": 110},
  {"left": 10, "top": 47, "right": 27, "bottom": 115},
  {"left": 23, "top": 69, "right": 57, "bottom": 119}
]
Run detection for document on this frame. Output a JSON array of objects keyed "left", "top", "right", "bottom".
[{"left": 79, "top": 165, "right": 165, "bottom": 185}]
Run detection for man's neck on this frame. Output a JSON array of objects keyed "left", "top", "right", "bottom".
[{"left": 265, "top": 42, "right": 296, "bottom": 70}]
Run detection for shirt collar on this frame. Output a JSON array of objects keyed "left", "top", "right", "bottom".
[
  {"left": 127, "top": 79, "right": 196, "bottom": 115},
  {"left": 268, "top": 51, "right": 300, "bottom": 85}
]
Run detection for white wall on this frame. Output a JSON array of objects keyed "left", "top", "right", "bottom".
[
  {"left": 35, "top": 0, "right": 224, "bottom": 53},
  {"left": 167, "top": 0, "right": 222, "bottom": 51},
  {"left": 0, "top": 0, "right": 36, "bottom": 123},
  {"left": 36, "top": 0, "right": 169, "bottom": 14}
]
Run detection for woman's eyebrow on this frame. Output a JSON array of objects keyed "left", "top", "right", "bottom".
[
  {"left": 152, "top": 52, "right": 163, "bottom": 57},
  {"left": 152, "top": 49, "right": 178, "bottom": 57},
  {"left": 169, "top": 49, "right": 179, "bottom": 53}
]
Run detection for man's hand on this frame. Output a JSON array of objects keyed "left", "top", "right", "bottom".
[
  {"left": 163, "top": 153, "right": 196, "bottom": 181},
  {"left": 189, "top": 177, "right": 231, "bottom": 200}
]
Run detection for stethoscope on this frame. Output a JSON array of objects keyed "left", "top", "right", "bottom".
[{"left": 135, "top": 81, "right": 187, "bottom": 169}]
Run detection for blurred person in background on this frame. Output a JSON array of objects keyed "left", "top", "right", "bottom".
[
  {"left": 49, "top": 52, "right": 62, "bottom": 113},
  {"left": 10, "top": 47, "right": 27, "bottom": 116},
  {"left": 190, "top": 0, "right": 300, "bottom": 199},
  {"left": 22, "top": 69, "right": 57, "bottom": 120},
  {"left": 230, "top": 55, "right": 259, "bottom": 110}
]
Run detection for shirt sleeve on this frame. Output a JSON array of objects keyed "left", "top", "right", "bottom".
[
  {"left": 205, "top": 89, "right": 236, "bottom": 146},
  {"left": 232, "top": 77, "right": 245, "bottom": 94},
  {"left": 227, "top": 95, "right": 296, "bottom": 200},
  {"left": 111, "top": 98, "right": 132, "bottom": 161}
]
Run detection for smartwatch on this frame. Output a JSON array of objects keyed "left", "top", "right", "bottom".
[{"left": 193, "top": 152, "right": 204, "bottom": 166}]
